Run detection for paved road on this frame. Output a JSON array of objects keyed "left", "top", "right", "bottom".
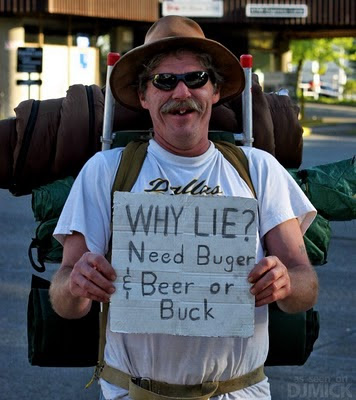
[
  {"left": 267, "top": 127, "right": 356, "bottom": 399},
  {"left": 0, "top": 191, "right": 100, "bottom": 399},
  {"left": 0, "top": 103, "right": 355, "bottom": 399},
  {"left": 305, "top": 103, "right": 356, "bottom": 123},
  {"left": 304, "top": 103, "right": 356, "bottom": 136}
]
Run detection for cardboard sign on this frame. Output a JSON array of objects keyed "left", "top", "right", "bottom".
[{"left": 110, "top": 193, "right": 257, "bottom": 337}]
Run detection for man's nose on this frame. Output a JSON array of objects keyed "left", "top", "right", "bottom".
[{"left": 172, "top": 80, "right": 191, "bottom": 99}]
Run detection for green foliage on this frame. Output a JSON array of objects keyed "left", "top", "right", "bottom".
[
  {"left": 290, "top": 38, "right": 355, "bottom": 109},
  {"left": 290, "top": 37, "right": 355, "bottom": 67},
  {"left": 344, "top": 79, "right": 356, "bottom": 96}
]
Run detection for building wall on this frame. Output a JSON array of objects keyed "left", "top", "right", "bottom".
[
  {"left": 0, "top": 22, "right": 100, "bottom": 118},
  {"left": 0, "top": 20, "right": 25, "bottom": 118},
  {"left": 47, "top": 0, "right": 159, "bottom": 21}
]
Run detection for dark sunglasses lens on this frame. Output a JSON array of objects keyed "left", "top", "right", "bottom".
[
  {"left": 184, "top": 71, "right": 209, "bottom": 88},
  {"left": 151, "top": 71, "right": 209, "bottom": 90},
  {"left": 152, "top": 74, "right": 178, "bottom": 90}
]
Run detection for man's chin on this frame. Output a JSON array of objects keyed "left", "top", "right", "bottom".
[{"left": 154, "top": 130, "right": 210, "bottom": 156}]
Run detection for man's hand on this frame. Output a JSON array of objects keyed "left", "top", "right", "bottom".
[
  {"left": 248, "top": 256, "right": 291, "bottom": 307},
  {"left": 70, "top": 252, "right": 116, "bottom": 303},
  {"left": 247, "top": 218, "right": 318, "bottom": 313},
  {"left": 50, "top": 232, "right": 117, "bottom": 319}
]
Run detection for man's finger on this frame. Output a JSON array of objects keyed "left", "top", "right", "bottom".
[
  {"left": 70, "top": 275, "right": 113, "bottom": 303},
  {"left": 250, "top": 265, "right": 283, "bottom": 295},
  {"left": 255, "top": 284, "right": 291, "bottom": 307},
  {"left": 248, "top": 256, "right": 277, "bottom": 283},
  {"left": 80, "top": 263, "right": 116, "bottom": 294},
  {"left": 253, "top": 275, "right": 287, "bottom": 300},
  {"left": 82, "top": 252, "right": 117, "bottom": 281}
]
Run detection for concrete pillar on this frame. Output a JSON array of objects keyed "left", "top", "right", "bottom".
[
  {"left": 112, "top": 26, "right": 134, "bottom": 55},
  {"left": 273, "top": 35, "right": 290, "bottom": 72},
  {"left": 0, "top": 20, "right": 25, "bottom": 118},
  {"left": 281, "top": 50, "right": 293, "bottom": 73}
]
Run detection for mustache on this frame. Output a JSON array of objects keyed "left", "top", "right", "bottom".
[{"left": 161, "top": 99, "right": 203, "bottom": 114}]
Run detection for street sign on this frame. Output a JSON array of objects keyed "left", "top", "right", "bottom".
[
  {"left": 16, "top": 79, "right": 42, "bottom": 86},
  {"left": 162, "top": 0, "right": 224, "bottom": 18},
  {"left": 17, "top": 47, "right": 43, "bottom": 73},
  {"left": 246, "top": 4, "right": 308, "bottom": 18}
]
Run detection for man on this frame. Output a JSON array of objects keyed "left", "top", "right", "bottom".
[{"left": 50, "top": 15, "right": 318, "bottom": 400}]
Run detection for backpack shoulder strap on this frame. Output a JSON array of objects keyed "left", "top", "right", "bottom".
[
  {"left": 111, "top": 140, "right": 149, "bottom": 195},
  {"left": 214, "top": 141, "right": 257, "bottom": 199},
  {"left": 91, "top": 140, "right": 149, "bottom": 387}
]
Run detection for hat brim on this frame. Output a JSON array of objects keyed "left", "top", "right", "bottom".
[{"left": 110, "top": 37, "right": 245, "bottom": 111}]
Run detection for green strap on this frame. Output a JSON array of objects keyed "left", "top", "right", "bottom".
[
  {"left": 214, "top": 141, "right": 257, "bottom": 198},
  {"left": 100, "top": 363, "right": 265, "bottom": 399},
  {"left": 88, "top": 141, "right": 149, "bottom": 387},
  {"left": 112, "top": 140, "right": 149, "bottom": 194}
]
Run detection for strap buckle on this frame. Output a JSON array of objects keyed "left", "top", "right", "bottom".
[
  {"left": 85, "top": 363, "right": 104, "bottom": 389},
  {"left": 131, "top": 376, "right": 152, "bottom": 391}
]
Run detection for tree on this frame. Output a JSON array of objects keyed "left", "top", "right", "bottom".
[{"left": 290, "top": 38, "right": 355, "bottom": 118}]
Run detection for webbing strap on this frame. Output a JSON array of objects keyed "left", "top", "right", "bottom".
[
  {"left": 214, "top": 141, "right": 256, "bottom": 198},
  {"left": 98, "top": 302, "right": 109, "bottom": 370},
  {"left": 100, "top": 363, "right": 265, "bottom": 400},
  {"left": 112, "top": 140, "right": 149, "bottom": 194},
  {"left": 88, "top": 141, "right": 149, "bottom": 387}
]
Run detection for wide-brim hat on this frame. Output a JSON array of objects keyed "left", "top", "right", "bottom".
[{"left": 110, "top": 15, "right": 245, "bottom": 110}]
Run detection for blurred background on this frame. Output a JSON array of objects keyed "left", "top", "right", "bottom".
[{"left": 0, "top": 0, "right": 355, "bottom": 120}]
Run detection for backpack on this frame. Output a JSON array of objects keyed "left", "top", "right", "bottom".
[{"left": 28, "top": 136, "right": 319, "bottom": 368}]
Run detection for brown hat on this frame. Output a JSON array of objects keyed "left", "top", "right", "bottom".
[{"left": 110, "top": 15, "right": 245, "bottom": 110}]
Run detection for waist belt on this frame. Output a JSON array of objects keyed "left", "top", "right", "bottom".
[
  {"left": 88, "top": 299, "right": 265, "bottom": 399},
  {"left": 100, "top": 362, "right": 265, "bottom": 400}
]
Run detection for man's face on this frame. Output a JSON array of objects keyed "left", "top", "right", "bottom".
[{"left": 139, "top": 52, "right": 220, "bottom": 156}]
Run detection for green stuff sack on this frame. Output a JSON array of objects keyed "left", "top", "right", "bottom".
[
  {"left": 303, "top": 214, "right": 331, "bottom": 265},
  {"left": 31, "top": 176, "right": 75, "bottom": 221},
  {"left": 289, "top": 157, "right": 356, "bottom": 221},
  {"left": 288, "top": 156, "right": 356, "bottom": 265},
  {"left": 301, "top": 157, "right": 356, "bottom": 221},
  {"left": 29, "top": 219, "right": 64, "bottom": 272},
  {"left": 29, "top": 177, "right": 74, "bottom": 271}
]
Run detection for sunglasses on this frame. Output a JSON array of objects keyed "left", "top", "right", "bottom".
[{"left": 148, "top": 71, "right": 210, "bottom": 91}]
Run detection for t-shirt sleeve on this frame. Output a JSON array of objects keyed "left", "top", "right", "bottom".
[
  {"left": 243, "top": 147, "right": 316, "bottom": 239},
  {"left": 53, "top": 149, "right": 122, "bottom": 255}
]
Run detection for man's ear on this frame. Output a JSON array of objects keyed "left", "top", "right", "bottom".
[
  {"left": 138, "top": 91, "right": 149, "bottom": 110},
  {"left": 212, "top": 86, "right": 221, "bottom": 105}
]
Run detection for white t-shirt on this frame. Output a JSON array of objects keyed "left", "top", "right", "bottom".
[{"left": 54, "top": 139, "right": 316, "bottom": 400}]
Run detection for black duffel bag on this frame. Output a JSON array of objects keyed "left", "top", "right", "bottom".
[
  {"left": 266, "top": 302, "right": 320, "bottom": 366},
  {"left": 27, "top": 274, "right": 100, "bottom": 367}
]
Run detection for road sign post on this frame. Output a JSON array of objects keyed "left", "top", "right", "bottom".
[{"left": 17, "top": 47, "right": 43, "bottom": 99}]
